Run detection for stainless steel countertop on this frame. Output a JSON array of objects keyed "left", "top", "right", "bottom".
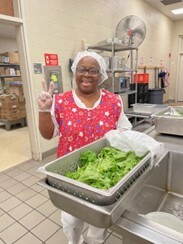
[{"left": 111, "top": 127, "right": 183, "bottom": 244}]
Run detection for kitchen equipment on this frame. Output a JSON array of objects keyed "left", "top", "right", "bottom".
[
  {"left": 115, "top": 15, "right": 146, "bottom": 47},
  {"left": 152, "top": 106, "right": 183, "bottom": 135},
  {"left": 114, "top": 75, "right": 130, "bottom": 93},
  {"left": 127, "top": 150, "right": 183, "bottom": 225},
  {"left": 102, "top": 56, "right": 110, "bottom": 69},
  {"left": 38, "top": 138, "right": 151, "bottom": 206},
  {"left": 145, "top": 212, "right": 183, "bottom": 233},
  {"left": 132, "top": 103, "right": 156, "bottom": 114}
]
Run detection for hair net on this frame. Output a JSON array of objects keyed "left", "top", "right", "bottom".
[{"left": 71, "top": 50, "right": 108, "bottom": 84}]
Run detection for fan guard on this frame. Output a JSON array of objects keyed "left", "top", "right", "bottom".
[{"left": 115, "top": 15, "right": 146, "bottom": 47}]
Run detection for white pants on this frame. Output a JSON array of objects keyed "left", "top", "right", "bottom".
[{"left": 61, "top": 211, "right": 107, "bottom": 244}]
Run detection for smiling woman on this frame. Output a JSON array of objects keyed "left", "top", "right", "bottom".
[{"left": 37, "top": 50, "right": 132, "bottom": 244}]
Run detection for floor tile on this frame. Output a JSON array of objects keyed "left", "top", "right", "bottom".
[
  {"left": 45, "top": 228, "right": 68, "bottom": 244},
  {"left": 16, "top": 187, "right": 37, "bottom": 201},
  {"left": 0, "top": 177, "right": 18, "bottom": 189},
  {"left": 6, "top": 182, "right": 27, "bottom": 195},
  {"left": 0, "top": 222, "right": 28, "bottom": 243},
  {"left": 105, "top": 233, "right": 122, "bottom": 243},
  {"left": 39, "top": 188, "right": 50, "bottom": 198},
  {"left": 0, "top": 213, "right": 15, "bottom": 232},
  {"left": 30, "top": 183, "right": 45, "bottom": 192},
  {"left": 22, "top": 175, "right": 41, "bottom": 187},
  {"left": 13, "top": 232, "right": 43, "bottom": 244},
  {"left": 8, "top": 202, "right": 33, "bottom": 220},
  {"left": 18, "top": 210, "right": 46, "bottom": 230},
  {"left": 0, "top": 189, "right": 12, "bottom": 203},
  {"left": 0, "top": 208, "right": 5, "bottom": 217},
  {"left": 31, "top": 218, "right": 60, "bottom": 242},
  {"left": 25, "top": 193, "right": 48, "bottom": 209},
  {"left": 0, "top": 196, "right": 22, "bottom": 212},
  {"left": 17, "top": 162, "right": 35, "bottom": 171},
  {"left": 27, "top": 165, "right": 42, "bottom": 175},
  {"left": 36, "top": 199, "right": 57, "bottom": 217},
  {"left": 0, "top": 174, "right": 11, "bottom": 183},
  {"left": 48, "top": 209, "right": 61, "bottom": 225},
  {"left": 13, "top": 171, "right": 31, "bottom": 182},
  {"left": 4, "top": 167, "right": 23, "bottom": 177}
]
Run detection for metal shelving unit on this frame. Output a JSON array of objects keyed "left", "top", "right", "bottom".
[{"left": 87, "top": 39, "right": 138, "bottom": 104}]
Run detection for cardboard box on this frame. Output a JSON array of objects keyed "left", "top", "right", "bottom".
[
  {"left": 0, "top": 55, "right": 9, "bottom": 63},
  {"left": 0, "top": 94, "right": 19, "bottom": 109},
  {"left": 5, "top": 68, "right": 16, "bottom": 76},
  {"left": 20, "top": 109, "right": 26, "bottom": 118},
  {"left": 0, "top": 52, "right": 19, "bottom": 64},
  {"left": 0, "top": 67, "right": 5, "bottom": 75},
  {"left": 9, "top": 85, "right": 24, "bottom": 96},
  {"left": 19, "top": 101, "right": 26, "bottom": 109},
  {"left": 1, "top": 108, "right": 21, "bottom": 120}
]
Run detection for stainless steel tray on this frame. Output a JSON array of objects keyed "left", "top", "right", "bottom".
[
  {"left": 152, "top": 106, "right": 183, "bottom": 136},
  {"left": 38, "top": 138, "right": 152, "bottom": 206}
]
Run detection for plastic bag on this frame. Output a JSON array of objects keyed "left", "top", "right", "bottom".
[{"left": 105, "top": 130, "right": 164, "bottom": 166}]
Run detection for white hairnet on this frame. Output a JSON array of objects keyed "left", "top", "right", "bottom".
[{"left": 71, "top": 50, "right": 108, "bottom": 84}]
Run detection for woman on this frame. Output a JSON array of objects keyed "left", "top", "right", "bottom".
[{"left": 38, "top": 50, "right": 132, "bottom": 244}]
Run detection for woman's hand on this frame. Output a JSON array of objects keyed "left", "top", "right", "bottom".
[{"left": 37, "top": 80, "right": 54, "bottom": 111}]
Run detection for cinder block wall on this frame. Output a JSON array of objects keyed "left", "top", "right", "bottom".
[{"left": 21, "top": 0, "right": 178, "bottom": 153}]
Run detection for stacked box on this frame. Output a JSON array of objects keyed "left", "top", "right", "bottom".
[
  {"left": 0, "top": 67, "right": 5, "bottom": 75},
  {"left": 19, "top": 101, "right": 26, "bottom": 118},
  {"left": 0, "top": 52, "right": 19, "bottom": 64},
  {"left": 0, "top": 94, "right": 24, "bottom": 121},
  {"left": 8, "top": 84, "right": 25, "bottom": 102},
  {"left": 0, "top": 94, "right": 19, "bottom": 109},
  {"left": 1, "top": 108, "right": 21, "bottom": 120}
]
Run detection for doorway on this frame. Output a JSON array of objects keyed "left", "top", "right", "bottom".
[
  {"left": 0, "top": 1, "right": 43, "bottom": 170},
  {"left": 0, "top": 20, "right": 32, "bottom": 171}
]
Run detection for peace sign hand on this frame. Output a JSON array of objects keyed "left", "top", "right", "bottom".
[{"left": 37, "top": 80, "right": 54, "bottom": 111}]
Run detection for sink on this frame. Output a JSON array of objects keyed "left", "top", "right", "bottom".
[
  {"left": 111, "top": 150, "right": 183, "bottom": 243},
  {"left": 127, "top": 150, "right": 183, "bottom": 221}
]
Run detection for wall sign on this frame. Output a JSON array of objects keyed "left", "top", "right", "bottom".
[
  {"left": 44, "top": 53, "right": 58, "bottom": 66},
  {"left": 44, "top": 66, "right": 63, "bottom": 94},
  {"left": 33, "top": 63, "right": 42, "bottom": 74}
]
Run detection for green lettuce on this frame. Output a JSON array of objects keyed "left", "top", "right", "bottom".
[{"left": 65, "top": 147, "right": 143, "bottom": 190}]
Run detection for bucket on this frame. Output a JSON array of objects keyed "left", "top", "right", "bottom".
[{"left": 148, "top": 88, "right": 165, "bottom": 104}]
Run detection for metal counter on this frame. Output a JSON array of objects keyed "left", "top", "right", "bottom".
[
  {"left": 38, "top": 125, "right": 183, "bottom": 243},
  {"left": 111, "top": 128, "right": 183, "bottom": 244}
]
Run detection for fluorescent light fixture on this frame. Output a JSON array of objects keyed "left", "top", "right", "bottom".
[{"left": 171, "top": 8, "right": 183, "bottom": 15}]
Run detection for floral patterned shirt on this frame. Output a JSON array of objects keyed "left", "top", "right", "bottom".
[{"left": 54, "top": 89, "right": 122, "bottom": 157}]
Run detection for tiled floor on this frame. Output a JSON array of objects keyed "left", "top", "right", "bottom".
[
  {"left": 0, "top": 154, "right": 123, "bottom": 244},
  {"left": 0, "top": 118, "right": 155, "bottom": 244}
]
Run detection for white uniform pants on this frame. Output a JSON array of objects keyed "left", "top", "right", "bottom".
[{"left": 61, "top": 211, "right": 107, "bottom": 244}]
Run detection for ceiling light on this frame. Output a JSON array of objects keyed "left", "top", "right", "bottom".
[{"left": 171, "top": 8, "right": 183, "bottom": 15}]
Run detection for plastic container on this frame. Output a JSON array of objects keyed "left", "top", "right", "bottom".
[
  {"left": 134, "top": 73, "right": 149, "bottom": 83},
  {"left": 148, "top": 88, "right": 165, "bottom": 104},
  {"left": 132, "top": 103, "right": 156, "bottom": 114}
]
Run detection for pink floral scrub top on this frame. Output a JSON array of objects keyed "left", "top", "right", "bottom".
[{"left": 54, "top": 89, "right": 122, "bottom": 158}]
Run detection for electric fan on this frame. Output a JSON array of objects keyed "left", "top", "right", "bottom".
[{"left": 115, "top": 15, "right": 147, "bottom": 47}]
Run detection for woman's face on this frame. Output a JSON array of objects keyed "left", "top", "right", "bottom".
[{"left": 75, "top": 56, "right": 101, "bottom": 94}]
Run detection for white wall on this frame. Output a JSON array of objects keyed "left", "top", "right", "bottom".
[{"left": 21, "top": 0, "right": 175, "bottom": 154}]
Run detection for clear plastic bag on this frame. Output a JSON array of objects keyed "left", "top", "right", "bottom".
[{"left": 105, "top": 130, "right": 164, "bottom": 166}]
